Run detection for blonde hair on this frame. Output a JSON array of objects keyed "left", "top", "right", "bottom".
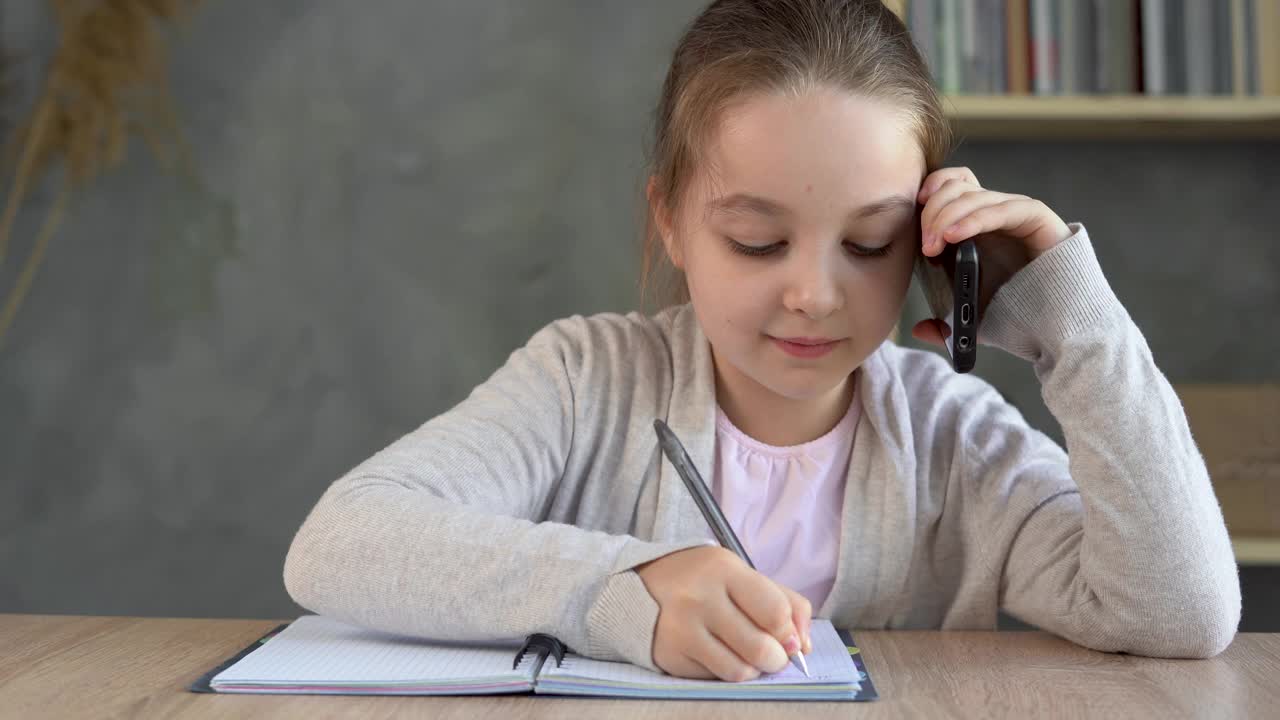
[{"left": 639, "top": 0, "right": 952, "bottom": 310}]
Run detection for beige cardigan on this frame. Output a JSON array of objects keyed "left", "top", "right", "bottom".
[{"left": 283, "top": 225, "right": 1241, "bottom": 671}]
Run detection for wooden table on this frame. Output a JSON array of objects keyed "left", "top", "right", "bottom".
[{"left": 2, "top": 615, "right": 1278, "bottom": 719}]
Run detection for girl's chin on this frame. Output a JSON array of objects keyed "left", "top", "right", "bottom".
[{"left": 750, "top": 367, "right": 853, "bottom": 402}]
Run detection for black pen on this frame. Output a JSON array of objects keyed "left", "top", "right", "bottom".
[{"left": 653, "top": 418, "right": 810, "bottom": 677}]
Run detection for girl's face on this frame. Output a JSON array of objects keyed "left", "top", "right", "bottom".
[{"left": 662, "top": 87, "right": 924, "bottom": 404}]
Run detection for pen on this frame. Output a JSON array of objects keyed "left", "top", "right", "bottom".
[{"left": 653, "top": 418, "right": 810, "bottom": 678}]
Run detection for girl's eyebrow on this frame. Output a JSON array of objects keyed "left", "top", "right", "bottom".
[
  {"left": 854, "top": 194, "right": 918, "bottom": 219},
  {"left": 707, "top": 192, "right": 917, "bottom": 220}
]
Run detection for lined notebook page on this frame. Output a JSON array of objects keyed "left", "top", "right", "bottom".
[
  {"left": 539, "top": 618, "right": 860, "bottom": 688},
  {"left": 212, "top": 615, "right": 536, "bottom": 692}
]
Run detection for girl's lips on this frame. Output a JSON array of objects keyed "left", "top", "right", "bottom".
[{"left": 772, "top": 336, "right": 842, "bottom": 358}]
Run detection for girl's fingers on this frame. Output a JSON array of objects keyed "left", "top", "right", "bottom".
[
  {"left": 919, "top": 178, "right": 980, "bottom": 243},
  {"left": 773, "top": 584, "right": 813, "bottom": 655},
  {"left": 689, "top": 626, "right": 762, "bottom": 682},
  {"left": 938, "top": 197, "right": 1045, "bottom": 248},
  {"left": 910, "top": 318, "right": 950, "bottom": 347},
  {"left": 926, "top": 190, "right": 1027, "bottom": 255},
  {"left": 725, "top": 569, "right": 798, "bottom": 647},
  {"left": 707, "top": 592, "right": 790, "bottom": 674},
  {"left": 664, "top": 651, "right": 718, "bottom": 680},
  {"left": 918, "top": 166, "right": 981, "bottom": 202},
  {"left": 916, "top": 168, "right": 1073, "bottom": 262}
]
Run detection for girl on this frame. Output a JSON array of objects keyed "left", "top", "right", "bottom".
[{"left": 283, "top": 0, "right": 1240, "bottom": 681}]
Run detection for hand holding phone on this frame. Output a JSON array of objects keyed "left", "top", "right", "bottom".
[
  {"left": 913, "top": 165, "right": 1072, "bottom": 373},
  {"left": 914, "top": 238, "right": 980, "bottom": 373}
]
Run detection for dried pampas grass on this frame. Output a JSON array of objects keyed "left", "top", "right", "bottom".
[{"left": 0, "top": 0, "right": 199, "bottom": 348}]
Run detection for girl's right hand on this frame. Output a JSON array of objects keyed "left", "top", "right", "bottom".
[{"left": 634, "top": 546, "right": 813, "bottom": 681}]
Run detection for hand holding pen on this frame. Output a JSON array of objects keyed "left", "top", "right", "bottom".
[{"left": 642, "top": 419, "right": 812, "bottom": 679}]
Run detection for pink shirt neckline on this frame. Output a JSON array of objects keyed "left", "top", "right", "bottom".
[{"left": 714, "top": 387, "right": 861, "bottom": 459}]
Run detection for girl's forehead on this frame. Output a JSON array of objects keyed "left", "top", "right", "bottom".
[{"left": 695, "top": 90, "right": 924, "bottom": 211}]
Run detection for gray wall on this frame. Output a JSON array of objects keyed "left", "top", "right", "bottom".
[{"left": 2, "top": 1, "right": 1275, "bottom": 621}]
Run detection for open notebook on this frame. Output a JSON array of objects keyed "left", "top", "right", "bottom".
[{"left": 190, "top": 614, "right": 878, "bottom": 702}]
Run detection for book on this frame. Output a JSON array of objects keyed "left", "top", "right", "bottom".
[
  {"left": 1184, "top": 0, "right": 1215, "bottom": 95},
  {"left": 940, "top": 0, "right": 963, "bottom": 93},
  {"left": 1142, "top": 0, "right": 1168, "bottom": 94},
  {"left": 189, "top": 615, "right": 879, "bottom": 702},
  {"left": 956, "top": 0, "right": 1006, "bottom": 94},
  {"left": 1007, "top": 0, "right": 1032, "bottom": 94},
  {"left": 1214, "top": 0, "right": 1236, "bottom": 94},
  {"left": 1058, "top": 0, "right": 1081, "bottom": 93},
  {"left": 1253, "top": 0, "right": 1279, "bottom": 95},
  {"left": 961, "top": 0, "right": 983, "bottom": 93},
  {"left": 1239, "top": 0, "right": 1259, "bottom": 94},
  {"left": 1165, "top": 0, "right": 1188, "bottom": 93},
  {"left": 1233, "top": 0, "right": 1254, "bottom": 95},
  {"left": 984, "top": 0, "right": 1008, "bottom": 93},
  {"left": 909, "top": 0, "right": 942, "bottom": 87},
  {"left": 1081, "top": 1, "right": 1099, "bottom": 93},
  {"left": 1096, "top": 0, "right": 1137, "bottom": 94},
  {"left": 1031, "top": 0, "right": 1058, "bottom": 94}
]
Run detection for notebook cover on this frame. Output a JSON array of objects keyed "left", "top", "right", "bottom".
[
  {"left": 188, "top": 623, "right": 290, "bottom": 693},
  {"left": 188, "top": 622, "right": 879, "bottom": 701},
  {"left": 837, "top": 628, "right": 880, "bottom": 702}
]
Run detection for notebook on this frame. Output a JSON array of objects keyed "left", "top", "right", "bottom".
[{"left": 190, "top": 615, "right": 878, "bottom": 702}]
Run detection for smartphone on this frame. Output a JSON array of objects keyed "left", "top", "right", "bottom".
[{"left": 914, "top": 238, "right": 980, "bottom": 373}]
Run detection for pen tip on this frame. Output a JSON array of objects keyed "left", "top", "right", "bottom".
[{"left": 794, "top": 652, "right": 810, "bottom": 677}]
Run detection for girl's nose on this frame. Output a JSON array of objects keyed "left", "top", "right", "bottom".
[{"left": 781, "top": 254, "right": 842, "bottom": 320}]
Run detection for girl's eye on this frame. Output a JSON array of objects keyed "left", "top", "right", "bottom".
[
  {"left": 844, "top": 241, "right": 892, "bottom": 258},
  {"left": 723, "top": 237, "right": 893, "bottom": 258},
  {"left": 725, "top": 238, "right": 783, "bottom": 257}
]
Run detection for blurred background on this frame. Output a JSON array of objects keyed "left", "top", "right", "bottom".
[{"left": 1, "top": 1, "right": 1276, "bottom": 631}]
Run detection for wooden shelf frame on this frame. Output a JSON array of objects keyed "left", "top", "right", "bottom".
[
  {"left": 944, "top": 95, "right": 1280, "bottom": 139},
  {"left": 1233, "top": 537, "right": 1280, "bottom": 565}
]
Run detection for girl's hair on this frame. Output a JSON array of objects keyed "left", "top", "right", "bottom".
[{"left": 639, "top": 0, "right": 952, "bottom": 309}]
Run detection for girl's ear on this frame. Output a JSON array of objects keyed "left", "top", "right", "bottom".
[{"left": 647, "top": 176, "right": 684, "bottom": 270}]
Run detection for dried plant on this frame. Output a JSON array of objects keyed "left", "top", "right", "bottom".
[{"left": 0, "top": 0, "right": 199, "bottom": 348}]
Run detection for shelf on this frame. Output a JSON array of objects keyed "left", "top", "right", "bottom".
[
  {"left": 944, "top": 95, "right": 1280, "bottom": 139},
  {"left": 1233, "top": 537, "right": 1280, "bottom": 565}
]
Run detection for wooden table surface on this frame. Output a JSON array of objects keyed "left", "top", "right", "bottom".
[{"left": 2, "top": 614, "right": 1278, "bottom": 719}]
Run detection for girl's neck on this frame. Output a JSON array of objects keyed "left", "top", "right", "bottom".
[{"left": 712, "top": 350, "right": 857, "bottom": 447}]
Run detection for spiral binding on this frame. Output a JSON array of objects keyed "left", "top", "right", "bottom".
[{"left": 512, "top": 633, "right": 570, "bottom": 670}]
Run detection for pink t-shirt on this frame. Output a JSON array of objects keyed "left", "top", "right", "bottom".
[{"left": 710, "top": 384, "right": 859, "bottom": 613}]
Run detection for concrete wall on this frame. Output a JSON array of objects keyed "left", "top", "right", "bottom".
[{"left": 2, "top": 1, "right": 1275, "bottom": 625}]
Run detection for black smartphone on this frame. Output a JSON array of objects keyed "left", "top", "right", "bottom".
[{"left": 913, "top": 238, "right": 980, "bottom": 373}]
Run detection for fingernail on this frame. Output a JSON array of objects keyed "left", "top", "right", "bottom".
[
  {"left": 944, "top": 223, "right": 960, "bottom": 236},
  {"left": 783, "top": 634, "right": 801, "bottom": 654},
  {"left": 804, "top": 633, "right": 812, "bottom": 653}
]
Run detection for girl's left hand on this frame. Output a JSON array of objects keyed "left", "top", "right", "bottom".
[{"left": 911, "top": 166, "right": 1073, "bottom": 347}]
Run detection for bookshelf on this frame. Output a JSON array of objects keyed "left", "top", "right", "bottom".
[
  {"left": 944, "top": 95, "right": 1280, "bottom": 140},
  {"left": 882, "top": 0, "right": 1280, "bottom": 140}
]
